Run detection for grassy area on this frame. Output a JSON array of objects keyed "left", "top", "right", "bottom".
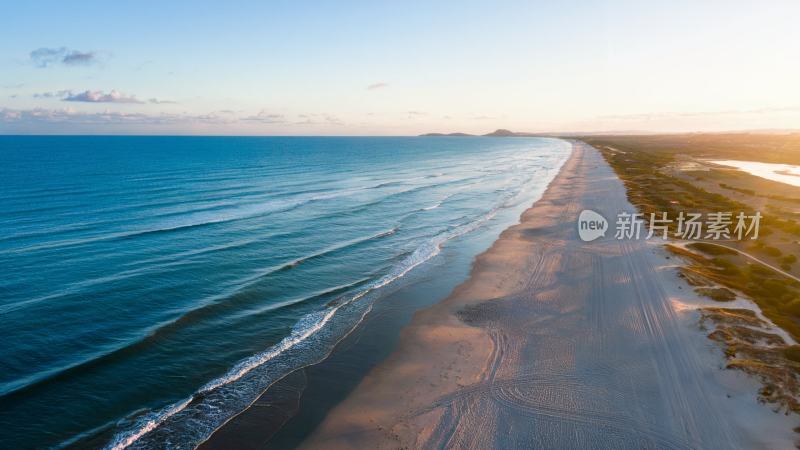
[
  {"left": 582, "top": 133, "right": 800, "bottom": 273},
  {"left": 668, "top": 243, "right": 800, "bottom": 340},
  {"left": 581, "top": 134, "right": 800, "bottom": 339},
  {"left": 700, "top": 305, "right": 800, "bottom": 413},
  {"left": 580, "top": 134, "right": 800, "bottom": 414},
  {"left": 585, "top": 141, "right": 745, "bottom": 224},
  {"left": 581, "top": 133, "right": 800, "bottom": 164}
]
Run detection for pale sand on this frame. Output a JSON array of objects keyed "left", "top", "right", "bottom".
[{"left": 299, "top": 142, "right": 796, "bottom": 449}]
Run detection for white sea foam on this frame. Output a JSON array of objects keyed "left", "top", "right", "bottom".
[
  {"left": 97, "top": 140, "right": 571, "bottom": 450},
  {"left": 102, "top": 206, "right": 499, "bottom": 450},
  {"left": 106, "top": 398, "right": 192, "bottom": 450}
]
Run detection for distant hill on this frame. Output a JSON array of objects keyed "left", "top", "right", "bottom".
[
  {"left": 483, "top": 129, "right": 540, "bottom": 137},
  {"left": 483, "top": 129, "right": 515, "bottom": 137},
  {"left": 421, "top": 129, "right": 543, "bottom": 137}
]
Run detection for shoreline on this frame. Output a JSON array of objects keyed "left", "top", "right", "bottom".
[
  {"left": 296, "top": 141, "right": 796, "bottom": 449},
  {"left": 197, "top": 140, "right": 572, "bottom": 449}
]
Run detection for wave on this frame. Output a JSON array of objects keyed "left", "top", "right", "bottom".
[
  {"left": 0, "top": 229, "right": 396, "bottom": 399},
  {"left": 197, "top": 309, "right": 337, "bottom": 395},
  {"left": 0, "top": 192, "right": 330, "bottom": 256},
  {"left": 98, "top": 203, "right": 504, "bottom": 450},
  {"left": 179, "top": 227, "right": 416, "bottom": 395},
  {"left": 3, "top": 177, "right": 405, "bottom": 256},
  {"left": 2, "top": 183, "right": 294, "bottom": 232},
  {"left": 423, "top": 201, "right": 442, "bottom": 210},
  {"left": 276, "top": 226, "right": 397, "bottom": 270},
  {"left": 228, "top": 277, "right": 373, "bottom": 322},
  {"left": 1, "top": 223, "right": 394, "bottom": 318},
  {"left": 107, "top": 398, "right": 192, "bottom": 450},
  {"left": 421, "top": 192, "right": 458, "bottom": 211},
  {"left": 0, "top": 221, "right": 99, "bottom": 245},
  {"left": 369, "top": 181, "right": 405, "bottom": 189},
  {"left": 1, "top": 172, "right": 483, "bottom": 257},
  {"left": 342, "top": 176, "right": 488, "bottom": 218},
  {"left": 27, "top": 140, "right": 574, "bottom": 450},
  {"left": 0, "top": 236, "right": 267, "bottom": 317}
]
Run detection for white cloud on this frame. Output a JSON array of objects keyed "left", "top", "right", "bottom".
[
  {"left": 0, "top": 107, "right": 347, "bottom": 133},
  {"left": 30, "top": 47, "right": 98, "bottom": 68},
  {"left": 64, "top": 90, "right": 142, "bottom": 103}
]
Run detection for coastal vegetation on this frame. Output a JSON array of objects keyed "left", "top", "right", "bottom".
[
  {"left": 582, "top": 134, "right": 800, "bottom": 414},
  {"left": 583, "top": 134, "right": 800, "bottom": 276}
]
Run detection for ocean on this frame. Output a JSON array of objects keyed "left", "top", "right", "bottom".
[{"left": 0, "top": 136, "right": 570, "bottom": 449}]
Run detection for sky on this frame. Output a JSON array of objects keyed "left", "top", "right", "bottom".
[{"left": 1, "top": 0, "right": 799, "bottom": 135}]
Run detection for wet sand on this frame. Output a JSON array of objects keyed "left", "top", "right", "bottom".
[{"left": 298, "top": 141, "right": 794, "bottom": 449}]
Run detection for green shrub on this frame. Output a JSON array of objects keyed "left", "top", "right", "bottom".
[
  {"left": 765, "top": 246, "right": 783, "bottom": 257},
  {"left": 784, "top": 345, "right": 800, "bottom": 363}
]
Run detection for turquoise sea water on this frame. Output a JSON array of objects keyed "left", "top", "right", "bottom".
[{"left": 0, "top": 136, "right": 569, "bottom": 449}]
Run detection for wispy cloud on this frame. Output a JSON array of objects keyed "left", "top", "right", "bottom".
[
  {"left": 242, "top": 110, "right": 286, "bottom": 123},
  {"left": 64, "top": 90, "right": 142, "bottom": 103},
  {"left": 33, "top": 89, "right": 174, "bottom": 104},
  {"left": 1, "top": 107, "right": 222, "bottom": 126},
  {"left": 30, "top": 47, "right": 99, "bottom": 68},
  {"left": 62, "top": 50, "right": 96, "bottom": 66},
  {"left": 2, "top": 107, "right": 142, "bottom": 124},
  {"left": 367, "top": 82, "right": 388, "bottom": 90},
  {"left": 294, "top": 113, "right": 343, "bottom": 125},
  {"left": 148, "top": 98, "right": 178, "bottom": 104},
  {"left": 33, "top": 90, "right": 72, "bottom": 99},
  {"left": 0, "top": 107, "right": 345, "bottom": 131}
]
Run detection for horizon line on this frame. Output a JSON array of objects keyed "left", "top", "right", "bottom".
[{"left": 2, "top": 128, "right": 800, "bottom": 138}]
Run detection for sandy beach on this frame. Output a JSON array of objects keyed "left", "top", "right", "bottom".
[
  {"left": 298, "top": 141, "right": 796, "bottom": 449},
  {"left": 5, "top": 3, "right": 800, "bottom": 447}
]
